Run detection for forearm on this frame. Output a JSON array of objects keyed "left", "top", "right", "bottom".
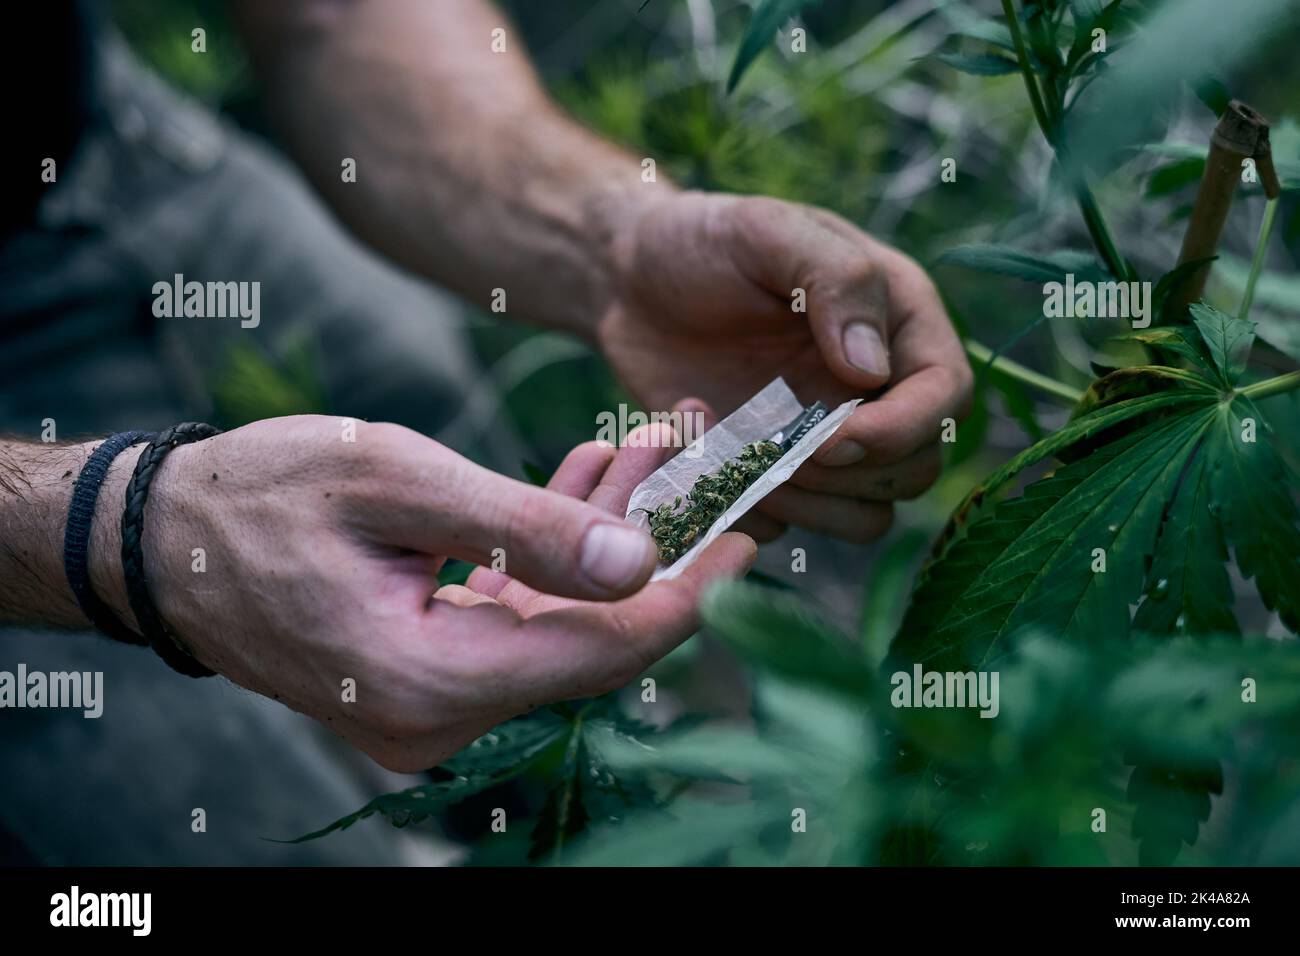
[
  {"left": 234, "top": 0, "right": 675, "bottom": 337},
  {"left": 0, "top": 438, "right": 140, "bottom": 631}
]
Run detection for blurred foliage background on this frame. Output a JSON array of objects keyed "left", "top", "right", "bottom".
[{"left": 110, "top": 0, "right": 1300, "bottom": 865}]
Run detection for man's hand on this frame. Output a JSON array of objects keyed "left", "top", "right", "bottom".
[
  {"left": 233, "top": 0, "right": 971, "bottom": 545},
  {"left": 81, "top": 417, "right": 753, "bottom": 772},
  {"left": 599, "top": 191, "right": 974, "bottom": 543}
]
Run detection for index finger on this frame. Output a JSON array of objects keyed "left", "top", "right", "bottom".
[
  {"left": 815, "top": 252, "right": 972, "bottom": 466},
  {"left": 508, "top": 531, "right": 758, "bottom": 704},
  {"left": 815, "top": 362, "right": 972, "bottom": 467}
]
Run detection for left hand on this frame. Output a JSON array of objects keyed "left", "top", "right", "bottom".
[{"left": 598, "top": 190, "right": 973, "bottom": 544}]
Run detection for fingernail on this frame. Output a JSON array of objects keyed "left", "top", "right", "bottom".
[
  {"left": 843, "top": 322, "right": 889, "bottom": 377},
  {"left": 819, "top": 440, "right": 865, "bottom": 466},
  {"left": 581, "top": 523, "right": 653, "bottom": 591}
]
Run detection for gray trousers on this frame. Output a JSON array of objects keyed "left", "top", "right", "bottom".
[{"left": 0, "top": 39, "right": 484, "bottom": 864}]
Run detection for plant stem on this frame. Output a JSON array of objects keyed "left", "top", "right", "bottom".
[
  {"left": 1240, "top": 370, "right": 1300, "bottom": 401},
  {"left": 965, "top": 339, "right": 1084, "bottom": 404},
  {"left": 1001, "top": 0, "right": 1134, "bottom": 282},
  {"left": 1074, "top": 172, "right": 1135, "bottom": 282},
  {"left": 1001, "top": 0, "right": 1054, "bottom": 140},
  {"left": 1238, "top": 197, "right": 1280, "bottom": 322}
]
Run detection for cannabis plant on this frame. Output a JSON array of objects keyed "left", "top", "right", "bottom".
[{"left": 297, "top": 0, "right": 1300, "bottom": 865}]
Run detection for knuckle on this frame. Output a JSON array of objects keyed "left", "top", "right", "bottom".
[
  {"left": 362, "top": 421, "right": 419, "bottom": 475},
  {"left": 498, "top": 495, "right": 541, "bottom": 569},
  {"left": 566, "top": 439, "right": 613, "bottom": 462}
]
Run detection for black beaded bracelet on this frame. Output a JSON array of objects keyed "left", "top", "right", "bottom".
[
  {"left": 63, "top": 430, "right": 156, "bottom": 646},
  {"left": 121, "top": 422, "right": 223, "bottom": 678}
]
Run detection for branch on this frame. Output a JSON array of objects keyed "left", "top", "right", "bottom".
[
  {"left": 1001, "top": 0, "right": 1134, "bottom": 281},
  {"left": 1240, "top": 370, "right": 1300, "bottom": 402},
  {"left": 965, "top": 339, "right": 1084, "bottom": 404}
]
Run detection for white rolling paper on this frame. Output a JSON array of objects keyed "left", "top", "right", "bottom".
[{"left": 625, "top": 377, "right": 861, "bottom": 581}]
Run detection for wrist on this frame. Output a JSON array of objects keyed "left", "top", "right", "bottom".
[
  {"left": 577, "top": 177, "right": 680, "bottom": 338},
  {"left": 0, "top": 442, "right": 89, "bottom": 627}
]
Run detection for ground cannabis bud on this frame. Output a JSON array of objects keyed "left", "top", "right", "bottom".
[{"left": 640, "top": 440, "right": 784, "bottom": 564}]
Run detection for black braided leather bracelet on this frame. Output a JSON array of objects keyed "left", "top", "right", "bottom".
[
  {"left": 63, "top": 430, "right": 155, "bottom": 646},
  {"left": 121, "top": 422, "right": 223, "bottom": 678}
]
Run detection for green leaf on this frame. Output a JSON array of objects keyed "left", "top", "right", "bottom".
[
  {"left": 1144, "top": 157, "right": 1205, "bottom": 198},
  {"left": 861, "top": 530, "right": 931, "bottom": 666},
  {"left": 1066, "top": 0, "right": 1123, "bottom": 72},
  {"left": 894, "top": 408, "right": 1219, "bottom": 671},
  {"left": 936, "top": 244, "right": 1107, "bottom": 283},
  {"left": 211, "top": 340, "right": 328, "bottom": 427},
  {"left": 925, "top": 51, "right": 1021, "bottom": 75},
  {"left": 726, "top": 0, "right": 819, "bottom": 93},
  {"left": 1205, "top": 397, "right": 1300, "bottom": 633},
  {"left": 989, "top": 372, "right": 1047, "bottom": 441},
  {"left": 284, "top": 715, "right": 568, "bottom": 843},
  {"left": 1189, "top": 302, "right": 1255, "bottom": 387},
  {"left": 702, "top": 580, "right": 873, "bottom": 698},
  {"left": 528, "top": 721, "right": 589, "bottom": 861},
  {"left": 896, "top": 311, "right": 1300, "bottom": 672},
  {"left": 1069, "top": 0, "right": 1106, "bottom": 21},
  {"left": 1063, "top": 0, "right": 1297, "bottom": 177},
  {"left": 1210, "top": 254, "right": 1300, "bottom": 363},
  {"left": 1113, "top": 327, "right": 1217, "bottom": 381},
  {"left": 1131, "top": 451, "right": 1238, "bottom": 636},
  {"left": 436, "top": 559, "right": 473, "bottom": 587},
  {"left": 1128, "top": 762, "right": 1222, "bottom": 865},
  {"left": 936, "top": 388, "right": 1214, "bottom": 547}
]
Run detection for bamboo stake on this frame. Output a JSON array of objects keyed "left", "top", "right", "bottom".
[{"left": 1166, "top": 100, "right": 1268, "bottom": 317}]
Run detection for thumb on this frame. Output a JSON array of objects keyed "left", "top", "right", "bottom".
[
  {"left": 387, "top": 458, "right": 658, "bottom": 601},
  {"left": 805, "top": 265, "right": 893, "bottom": 391},
  {"left": 728, "top": 198, "right": 893, "bottom": 389}
]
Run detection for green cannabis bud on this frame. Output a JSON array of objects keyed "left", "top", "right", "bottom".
[{"left": 641, "top": 440, "right": 784, "bottom": 564}]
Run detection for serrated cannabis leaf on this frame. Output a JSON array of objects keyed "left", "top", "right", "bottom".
[
  {"left": 1131, "top": 451, "right": 1238, "bottom": 636},
  {"left": 893, "top": 409, "right": 1219, "bottom": 671},
  {"left": 934, "top": 388, "right": 1211, "bottom": 551},
  {"left": 1113, "top": 327, "right": 1218, "bottom": 381},
  {"left": 893, "top": 310, "right": 1299, "bottom": 863},
  {"left": 1128, "top": 762, "right": 1223, "bottom": 865},
  {"left": 1189, "top": 301, "right": 1255, "bottom": 387},
  {"left": 283, "top": 716, "right": 569, "bottom": 843},
  {"left": 897, "top": 309, "right": 1296, "bottom": 663},
  {"left": 1205, "top": 397, "right": 1300, "bottom": 632},
  {"left": 861, "top": 530, "right": 931, "bottom": 666},
  {"left": 898, "top": 344, "right": 1299, "bottom": 669},
  {"left": 529, "top": 720, "right": 590, "bottom": 862}
]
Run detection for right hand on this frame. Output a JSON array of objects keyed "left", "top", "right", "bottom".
[{"left": 92, "top": 415, "right": 755, "bottom": 771}]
